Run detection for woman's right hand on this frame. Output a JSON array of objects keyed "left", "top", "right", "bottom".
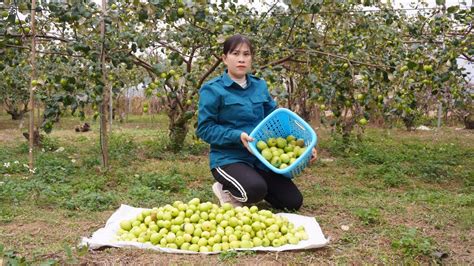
[
  {"left": 240, "top": 132, "right": 254, "bottom": 154},
  {"left": 310, "top": 148, "right": 318, "bottom": 164}
]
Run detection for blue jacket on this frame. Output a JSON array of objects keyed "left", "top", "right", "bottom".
[{"left": 197, "top": 70, "right": 277, "bottom": 170}]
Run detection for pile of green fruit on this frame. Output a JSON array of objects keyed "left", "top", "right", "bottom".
[
  {"left": 116, "top": 198, "right": 308, "bottom": 252},
  {"left": 256, "top": 135, "right": 307, "bottom": 169}
]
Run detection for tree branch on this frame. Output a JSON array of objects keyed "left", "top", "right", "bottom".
[
  {"left": 258, "top": 55, "right": 294, "bottom": 70},
  {"left": 156, "top": 40, "right": 188, "bottom": 65},
  {"left": 5, "top": 45, "right": 86, "bottom": 57},
  {"left": 256, "top": 1, "right": 279, "bottom": 29},
  {"left": 402, "top": 40, "right": 443, "bottom": 44},
  {"left": 286, "top": 9, "right": 304, "bottom": 43},
  {"left": 187, "top": 46, "right": 196, "bottom": 73},
  {"left": 165, "top": 80, "right": 184, "bottom": 113},
  {"left": 4, "top": 98, "right": 12, "bottom": 109},
  {"left": 281, "top": 64, "right": 310, "bottom": 75},
  {"left": 461, "top": 24, "right": 473, "bottom": 38},
  {"left": 263, "top": 22, "right": 278, "bottom": 47},
  {"left": 297, "top": 49, "right": 392, "bottom": 70},
  {"left": 188, "top": 17, "right": 213, "bottom": 35},
  {"left": 5, "top": 44, "right": 30, "bottom": 49},
  {"left": 289, "top": 58, "right": 306, "bottom": 63},
  {"left": 8, "top": 33, "right": 70, "bottom": 42},
  {"left": 461, "top": 53, "right": 473, "bottom": 62},
  {"left": 131, "top": 54, "right": 156, "bottom": 77},
  {"left": 196, "top": 59, "right": 222, "bottom": 93}
]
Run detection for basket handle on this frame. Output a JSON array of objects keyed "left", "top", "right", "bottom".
[{"left": 294, "top": 120, "right": 305, "bottom": 131}]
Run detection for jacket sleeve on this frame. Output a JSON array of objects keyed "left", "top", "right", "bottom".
[
  {"left": 263, "top": 82, "right": 278, "bottom": 117},
  {"left": 196, "top": 84, "right": 242, "bottom": 146}
]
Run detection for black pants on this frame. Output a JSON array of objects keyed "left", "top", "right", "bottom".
[{"left": 211, "top": 163, "right": 303, "bottom": 211}]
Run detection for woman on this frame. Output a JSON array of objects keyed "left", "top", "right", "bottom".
[{"left": 197, "top": 34, "right": 315, "bottom": 211}]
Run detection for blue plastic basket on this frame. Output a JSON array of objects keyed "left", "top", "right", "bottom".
[{"left": 249, "top": 108, "right": 318, "bottom": 178}]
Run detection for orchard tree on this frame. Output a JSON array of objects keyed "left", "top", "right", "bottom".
[
  {"left": 273, "top": 0, "right": 472, "bottom": 137},
  {"left": 104, "top": 0, "right": 307, "bottom": 152},
  {"left": 1, "top": 0, "right": 116, "bottom": 168},
  {"left": 1, "top": 0, "right": 472, "bottom": 156},
  {"left": 384, "top": 4, "right": 473, "bottom": 130},
  {"left": 1, "top": 1, "right": 34, "bottom": 120},
  {"left": 256, "top": 1, "right": 396, "bottom": 139},
  {"left": 0, "top": 50, "right": 31, "bottom": 120}
]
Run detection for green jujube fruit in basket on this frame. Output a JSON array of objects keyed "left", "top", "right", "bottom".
[
  {"left": 276, "top": 137, "right": 287, "bottom": 148},
  {"left": 267, "top": 138, "right": 277, "bottom": 147},
  {"left": 296, "top": 139, "right": 305, "bottom": 148},
  {"left": 270, "top": 156, "right": 282, "bottom": 167},
  {"left": 256, "top": 140, "right": 268, "bottom": 151},
  {"left": 261, "top": 148, "right": 273, "bottom": 160},
  {"left": 296, "top": 147, "right": 307, "bottom": 157},
  {"left": 286, "top": 135, "right": 296, "bottom": 142},
  {"left": 257, "top": 135, "right": 308, "bottom": 169},
  {"left": 280, "top": 153, "right": 290, "bottom": 163}
]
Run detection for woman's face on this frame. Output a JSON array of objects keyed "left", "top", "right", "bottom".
[{"left": 222, "top": 43, "right": 252, "bottom": 80}]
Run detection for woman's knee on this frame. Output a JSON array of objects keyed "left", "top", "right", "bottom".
[
  {"left": 244, "top": 180, "right": 267, "bottom": 204},
  {"left": 282, "top": 194, "right": 303, "bottom": 211}
]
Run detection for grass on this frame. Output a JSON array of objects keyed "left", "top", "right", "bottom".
[{"left": 0, "top": 111, "right": 473, "bottom": 264}]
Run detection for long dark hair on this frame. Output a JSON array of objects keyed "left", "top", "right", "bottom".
[{"left": 223, "top": 34, "right": 254, "bottom": 55}]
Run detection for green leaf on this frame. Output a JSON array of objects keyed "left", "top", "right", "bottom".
[
  {"left": 138, "top": 9, "right": 148, "bottom": 22},
  {"left": 194, "top": 10, "right": 206, "bottom": 21},
  {"left": 435, "top": 0, "right": 445, "bottom": 5},
  {"left": 7, "top": 14, "right": 15, "bottom": 23},
  {"left": 447, "top": 6, "right": 459, "bottom": 13},
  {"left": 407, "top": 61, "right": 417, "bottom": 70}
]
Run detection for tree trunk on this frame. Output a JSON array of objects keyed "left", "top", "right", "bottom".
[
  {"left": 403, "top": 115, "right": 416, "bottom": 131},
  {"left": 168, "top": 111, "right": 191, "bottom": 153},
  {"left": 5, "top": 102, "right": 28, "bottom": 120},
  {"left": 342, "top": 119, "right": 355, "bottom": 144},
  {"left": 169, "top": 121, "right": 189, "bottom": 153},
  {"left": 299, "top": 98, "right": 311, "bottom": 122},
  {"left": 28, "top": 0, "right": 38, "bottom": 170},
  {"left": 7, "top": 109, "right": 26, "bottom": 120},
  {"left": 464, "top": 113, "right": 474, "bottom": 129},
  {"left": 167, "top": 99, "right": 193, "bottom": 153},
  {"left": 99, "top": 0, "right": 109, "bottom": 170},
  {"left": 22, "top": 130, "right": 42, "bottom": 147},
  {"left": 168, "top": 110, "right": 193, "bottom": 152}
]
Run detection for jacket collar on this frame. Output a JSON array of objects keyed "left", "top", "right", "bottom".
[{"left": 222, "top": 69, "right": 251, "bottom": 88}]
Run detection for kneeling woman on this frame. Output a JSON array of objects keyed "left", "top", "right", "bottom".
[{"left": 197, "top": 34, "right": 314, "bottom": 211}]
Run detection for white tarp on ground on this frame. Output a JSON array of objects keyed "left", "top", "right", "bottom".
[{"left": 81, "top": 204, "right": 330, "bottom": 254}]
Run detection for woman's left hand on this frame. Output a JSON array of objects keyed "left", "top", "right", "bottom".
[
  {"left": 240, "top": 132, "right": 254, "bottom": 154},
  {"left": 309, "top": 148, "right": 318, "bottom": 164}
]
